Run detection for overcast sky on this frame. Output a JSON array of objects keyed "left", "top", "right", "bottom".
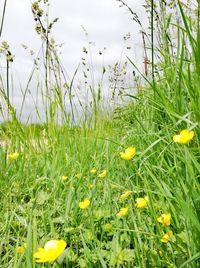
[{"left": 0, "top": 0, "right": 147, "bottom": 122}]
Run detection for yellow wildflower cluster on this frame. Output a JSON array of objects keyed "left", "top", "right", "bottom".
[
  {"left": 157, "top": 213, "right": 174, "bottom": 244},
  {"left": 16, "top": 126, "right": 191, "bottom": 264}
]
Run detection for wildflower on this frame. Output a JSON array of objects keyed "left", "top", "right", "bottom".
[
  {"left": 90, "top": 168, "right": 97, "bottom": 174},
  {"left": 173, "top": 129, "right": 194, "bottom": 144},
  {"left": 34, "top": 240, "right": 66, "bottom": 263},
  {"left": 120, "top": 190, "right": 132, "bottom": 200},
  {"left": 116, "top": 207, "right": 129, "bottom": 217},
  {"left": 160, "top": 231, "right": 173, "bottom": 243},
  {"left": 120, "top": 147, "right": 136, "bottom": 160},
  {"left": 102, "top": 223, "right": 113, "bottom": 232},
  {"left": 61, "top": 176, "right": 68, "bottom": 181},
  {"left": 79, "top": 198, "right": 90, "bottom": 209},
  {"left": 98, "top": 170, "right": 107, "bottom": 178},
  {"left": 8, "top": 152, "right": 19, "bottom": 160},
  {"left": 135, "top": 196, "right": 149, "bottom": 208},
  {"left": 75, "top": 173, "right": 81, "bottom": 179},
  {"left": 157, "top": 213, "right": 171, "bottom": 226},
  {"left": 16, "top": 243, "right": 27, "bottom": 254},
  {"left": 1, "top": 41, "right": 9, "bottom": 50}
]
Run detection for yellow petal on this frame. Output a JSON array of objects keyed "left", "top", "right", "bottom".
[
  {"left": 8, "top": 152, "right": 19, "bottom": 160},
  {"left": 75, "top": 173, "right": 81, "bottom": 179},
  {"left": 116, "top": 207, "right": 129, "bottom": 217},
  {"left": 61, "top": 176, "right": 68, "bottom": 181},
  {"left": 173, "top": 134, "right": 181, "bottom": 143},
  {"left": 173, "top": 129, "right": 194, "bottom": 144},
  {"left": 34, "top": 240, "right": 66, "bottom": 263},
  {"left": 98, "top": 170, "right": 107, "bottom": 178},
  {"left": 120, "top": 147, "right": 136, "bottom": 160},
  {"left": 79, "top": 198, "right": 90, "bottom": 209},
  {"left": 157, "top": 213, "right": 171, "bottom": 226},
  {"left": 120, "top": 191, "right": 132, "bottom": 200},
  {"left": 161, "top": 231, "right": 173, "bottom": 243},
  {"left": 16, "top": 246, "right": 25, "bottom": 254},
  {"left": 90, "top": 168, "right": 97, "bottom": 174},
  {"left": 135, "top": 196, "right": 148, "bottom": 208}
]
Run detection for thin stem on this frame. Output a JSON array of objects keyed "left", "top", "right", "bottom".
[
  {"left": 0, "top": 0, "right": 7, "bottom": 39},
  {"left": 6, "top": 59, "right": 9, "bottom": 119},
  {"left": 150, "top": 0, "right": 155, "bottom": 89}
]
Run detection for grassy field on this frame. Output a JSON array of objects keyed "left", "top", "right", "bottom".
[{"left": 0, "top": 0, "right": 200, "bottom": 267}]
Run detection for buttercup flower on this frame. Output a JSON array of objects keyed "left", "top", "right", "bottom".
[
  {"left": 90, "top": 168, "right": 97, "bottom": 174},
  {"left": 120, "top": 191, "right": 132, "bottom": 200},
  {"left": 61, "top": 176, "right": 68, "bottom": 181},
  {"left": 34, "top": 240, "right": 66, "bottom": 263},
  {"left": 98, "top": 170, "right": 107, "bottom": 178},
  {"left": 135, "top": 196, "right": 149, "bottom": 208},
  {"left": 160, "top": 231, "right": 173, "bottom": 243},
  {"left": 120, "top": 147, "right": 136, "bottom": 160},
  {"left": 75, "top": 173, "right": 81, "bottom": 179},
  {"left": 173, "top": 129, "right": 194, "bottom": 144},
  {"left": 157, "top": 213, "right": 171, "bottom": 226},
  {"left": 116, "top": 207, "right": 129, "bottom": 217},
  {"left": 16, "top": 243, "right": 27, "bottom": 254},
  {"left": 79, "top": 198, "right": 90, "bottom": 209},
  {"left": 8, "top": 152, "right": 19, "bottom": 160}
]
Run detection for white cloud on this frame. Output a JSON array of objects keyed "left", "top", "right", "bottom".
[{"left": 0, "top": 0, "right": 146, "bottom": 122}]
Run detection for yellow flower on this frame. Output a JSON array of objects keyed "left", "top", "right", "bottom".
[
  {"left": 120, "top": 191, "right": 132, "bottom": 200},
  {"left": 160, "top": 231, "right": 173, "bottom": 243},
  {"left": 135, "top": 196, "right": 149, "bottom": 208},
  {"left": 61, "top": 176, "right": 68, "bottom": 181},
  {"left": 157, "top": 213, "right": 171, "bottom": 226},
  {"left": 120, "top": 147, "right": 136, "bottom": 160},
  {"left": 116, "top": 207, "right": 129, "bottom": 217},
  {"left": 8, "top": 152, "right": 19, "bottom": 160},
  {"left": 173, "top": 129, "right": 194, "bottom": 144},
  {"left": 90, "top": 168, "right": 97, "bottom": 174},
  {"left": 75, "top": 173, "right": 81, "bottom": 179},
  {"left": 159, "top": 250, "right": 163, "bottom": 257},
  {"left": 98, "top": 170, "right": 107, "bottom": 178},
  {"left": 34, "top": 240, "right": 66, "bottom": 263},
  {"left": 79, "top": 198, "right": 90, "bottom": 209},
  {"left": 16, "top": 243, "right": 27, "bottom": 254}
]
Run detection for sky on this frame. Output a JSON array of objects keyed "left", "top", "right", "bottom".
[{"left": 0, "top": 0, "right": 147, "bottom": 123}]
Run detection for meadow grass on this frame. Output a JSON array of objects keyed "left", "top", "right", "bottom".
[{"left": 0, "top": 0, "right": 200, "bottom": 267}]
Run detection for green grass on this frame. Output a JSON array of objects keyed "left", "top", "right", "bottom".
[
  {"left": 0, "top": 0, "right": 200, "bottom": 267},
  {"left": 0, "top": 100, "right": 199, "bottom": 267}
]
